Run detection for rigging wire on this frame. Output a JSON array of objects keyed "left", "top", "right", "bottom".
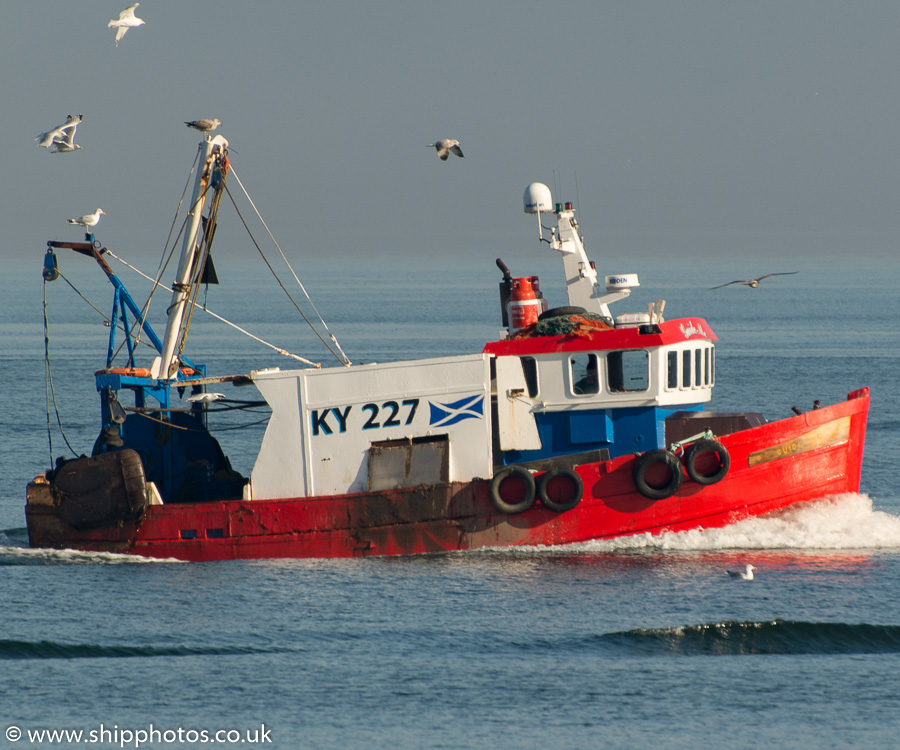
[
  {"left": 106, "top": 251, "right": 320, "bottom": 367},
  {"left": 223, "top": 181, "right": 346, "bottom": 366},
  {"left": 43, "top": 279, "right": 79, "bottom": 462},
  {"left": 228, "top": 166, "right": 351, "bottom": 366}
]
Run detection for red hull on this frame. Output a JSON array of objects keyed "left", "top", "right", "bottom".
[{"left": 26, "top": 389, "right": 869, "bottom": 561}]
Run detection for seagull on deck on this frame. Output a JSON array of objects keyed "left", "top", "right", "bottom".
[
  {"left": 186, "top": 392, "right": 226, "bottom": 404},
  {"left": 36, "top": 114, "right": 82, "bottom": 149},
  {"left": 66, "top": 208, "right": 105, "bottom": 229},
  {"left": 727, "top": 564, "right": 757, "bottom": 580},
  {"left": 710, "top": 272, "right": 798, "bottom": 290},
  {"left": 185, "top": 119, "right": 221, "bottom": 132},
  {"left": 108, "top": 4, "right": 145, "bottom": 47},
  {"left": 427, "top": 139, "right": 464, "bottom": 161}
]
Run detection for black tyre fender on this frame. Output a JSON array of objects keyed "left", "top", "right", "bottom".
[
  {"left": 633, "top": 449, "right": 683, "bottom": 500},
  {"left": 538, "top": 306, "right": 587, "bottom": 321},
  {"left": 684, "top": 439, "right": 730, "bottom": 485},
  {"left": 537, "top": 467, "right": 584, "bottom": 512},
  {"left": 489, "top": 465, "right": 536, "bottom": 514}
]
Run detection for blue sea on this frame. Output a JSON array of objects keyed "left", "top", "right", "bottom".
[{"left": 3, "top": 249, "right": 900, "bottom": 749}]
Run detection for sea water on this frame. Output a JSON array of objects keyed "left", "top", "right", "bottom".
[{"left": 2, "top": 252, "right": 900, "bottom": 749}]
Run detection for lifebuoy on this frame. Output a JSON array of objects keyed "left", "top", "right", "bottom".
[
  {"left": 633, "top": 449, "right": 683, "bottom": 500},
  {"left": 490, "top": 465, "right": 536, "bottom": 514},
  {"left": 537, "top": 467, "right": 584, "bottom": 512},
  {"left": 684, "top": 439, "right": 730, "bottom": 485},
  {"left": 538, "top": 306, "right": 587, "bottom": 321},
  {"left": 100, "top": 368, "right": 153, "bottom": 378}
]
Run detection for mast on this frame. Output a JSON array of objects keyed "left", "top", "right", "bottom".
[{"left": 153, "top": 135, "right": 228, "bottom": 380}]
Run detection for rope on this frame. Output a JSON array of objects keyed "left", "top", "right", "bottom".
[
  {"left": 228, "top": 167, "right": 351, "bottom": 366},
  {"left": 126, "top": 409, "right": 270, "bottom": 433},
  {"left": 106, "top": 251, "right": 320, "bottom": 367},
  {"left": 43, "top": 280, "right": 79, "bottom": 461}
]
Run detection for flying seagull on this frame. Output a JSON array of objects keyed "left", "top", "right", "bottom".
[
  {"left": 727, "top": 564, "right": 757, "bottom": 580},
  {"left": 185, "top": 119, "right": 221, "bottom": 132},
  {"left": 50, "top": 124, "right": 82, "bottom": 153},
  {"left": 427, "top": 139, "right": 464, "bottom": 161},
  {"left": 108, "top": 4, "right": 145, "bottom": 47},
  {"left": 710, "top": 272, "right": 798, "bottom": 290},
  {"left": 186, "top": 392, "right": 226, "bottom": 403},
  {"left": 66, "top": 208, "right": 105, "bottom": 229},
  {"left": 36, "top": 114, "right": 82, "bottom": 149}
]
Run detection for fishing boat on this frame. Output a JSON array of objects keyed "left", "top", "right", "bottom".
[{"left": 26, "top": 135, "right": 870, "bottom": 561}]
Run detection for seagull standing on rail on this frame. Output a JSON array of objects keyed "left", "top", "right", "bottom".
[
  {"left": 428, "top": 139, "right": 464, "bottom": 161},
  {"left": 66, "top": 208, "right": 105, "bottom": 229},
  {"left": 710, "top": 273, "right": 798, "bottom": 290},
  {"left": 108, "top": 4, "right": 145, "bottom": 46}
]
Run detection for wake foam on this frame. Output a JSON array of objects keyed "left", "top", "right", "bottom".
[
  {"left": 0, "top": 531, "right": 182, "bottom": 565},
  {"left": 577, "top": 494, "right": 900, "bottom": 553}
]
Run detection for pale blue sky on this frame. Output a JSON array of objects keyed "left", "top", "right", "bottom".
[{"left": 3, "top": 1, "right": 899, "bottom": 271}]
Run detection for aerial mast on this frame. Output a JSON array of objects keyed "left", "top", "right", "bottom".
[{"left": 153, "top": 135, "right": 228, "bottom": 379}]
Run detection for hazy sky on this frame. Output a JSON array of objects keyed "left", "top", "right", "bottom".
[{"left": 3, "top": 1, "right": 899, "bottom": 272}]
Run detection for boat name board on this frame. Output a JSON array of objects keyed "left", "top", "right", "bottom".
[{"left": 747, "top": 417, "right": 851, "bottom": 466}]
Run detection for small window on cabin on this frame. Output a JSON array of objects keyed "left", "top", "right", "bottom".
[
  {"left": 667, "top": 351, "right": 678, "bottom": 390},
  {"left": 682, "top": 350, "right": 692, "bottom": 389},
  {"left": 709, "top": 348, "right": 715, "bottom": 385},
  {"left": 521, "top": 357, "right": 539, "bottom": 398},
  {"left": 608, "top": 350, "right": 649, "bottom": 392},
  {"left": 571, "top": 353, "right": 600, "bottom": 395},
  {"left": 694, "top": 349, "right": 703, "bottom": 387}
]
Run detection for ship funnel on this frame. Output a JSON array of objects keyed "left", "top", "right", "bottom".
[{"left": 523, "top": 183, "right": 553, "bottom": 214}]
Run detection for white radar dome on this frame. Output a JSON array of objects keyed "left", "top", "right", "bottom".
[{"left": 523, "top": 182, "right": 553, "bottom": 214}]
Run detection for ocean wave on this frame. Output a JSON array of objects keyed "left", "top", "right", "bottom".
[
  {"left": 595, "top": 619, "right": 900, "bottom": 655},
  {"left": 0, "top": 639, "right": 294, "bottom": 660}
]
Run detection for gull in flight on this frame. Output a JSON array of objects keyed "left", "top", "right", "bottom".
[
  {"left": 108, "top": 4, "right": 145, "bottom": 47},
  {"left": 427, "top": 139, "right": 464, "bottom": 161},
  {"left": 727, "top": 564, "right": 757, "bottom": 580},
  {"left": 186, "top": 392, "right": 226, "bottom": 403},
  {"left": 50, "top": 124, "right": 82, "bottom": 153},
  {"left": 185, "top": 119, "right": 221, "bottom": 132},
  {"left": 66, "top": 208, "right": 105, "bottom": 229},
  {"left": 710, "top": 272, "right": 798, "bottom": 290},
  {"left": 36, "top": 114, "right": 82, "bottom": 149}
]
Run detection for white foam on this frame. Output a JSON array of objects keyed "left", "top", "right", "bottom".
[
  {"left": 0, "top": 533, "right": 183, "bottom": 564},
  {"left": 577, "top": 493, "right": 900, "bottom": 553}
]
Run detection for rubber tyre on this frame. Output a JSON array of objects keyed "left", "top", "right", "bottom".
[
  {"left": 538, "top": 306, "right": 587, "bottom": 321},
  {"left": 490, "top": 466, "right": 536, "bottom": 514},
  {"left": 633, "top": 449, "right": 683, "bottom": 500},
  {"left": 684, "top": 439, "right": 730, "bottom": 485},
  {"left": 537, "top": 467, "right": 584, "bottom": 512}
]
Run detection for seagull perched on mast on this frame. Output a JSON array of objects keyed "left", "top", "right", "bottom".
[
  {"left": 710, "top": 272, "right": 798, "bottom": 290},
  {"left": 427, "top": 139, "right": 464, "bottom": 161},
  {"left": 185, "top": 119, "right": 221, "bottom": 132},
  {"left": 35, "top": 114, "right": 82, "bottom": 149},
  {"left": 66, "top": 208, "right": 105, "bottom": 229},
  {"left": 108, "top": 4, "right": 145, "bottom": 47}
]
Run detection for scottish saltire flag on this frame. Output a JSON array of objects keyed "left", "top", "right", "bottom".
[{"left": 428, "top": 394, "right": 484, "bottom": 427}]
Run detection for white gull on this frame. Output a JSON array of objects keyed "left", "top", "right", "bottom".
[
  {"left": 185, "top": 119, "right": 221, "bottom": 132},
  {"left": 186, "top": 392, "right": 226, "bottom": 403},
  {"left": 727, "top": 564, "right": 757, "bottom": 580},
  {"left": 427, "top": 139, "right": 464, "bottom": 161},
  {"left": 36, "top": 114, "right": 82, "bottom": 149},
  {"left": 108, "top": 4, "right": 145, "bottom": 47},
  {"left": 66, "top": 208, "right": 105, "bottom": 229}
]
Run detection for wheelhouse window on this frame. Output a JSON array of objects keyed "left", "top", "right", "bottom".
[
  {"left": 682, "top": 350, "right": 692, "bottom": 389},
  {"left": 608, "top": 350, "right": 649, "bottom": 392},
  {"left": 520, "top": 357, "right": 539, "bottom": 398},
  {"left": 571, "top": 353, "right": 599, "bottom": 395},
  {"left": 667, "top": 351, "right": 678, "bottom": 389},
  {"left": 666, "top": 345, "right": 715, "bottom": 391}
]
